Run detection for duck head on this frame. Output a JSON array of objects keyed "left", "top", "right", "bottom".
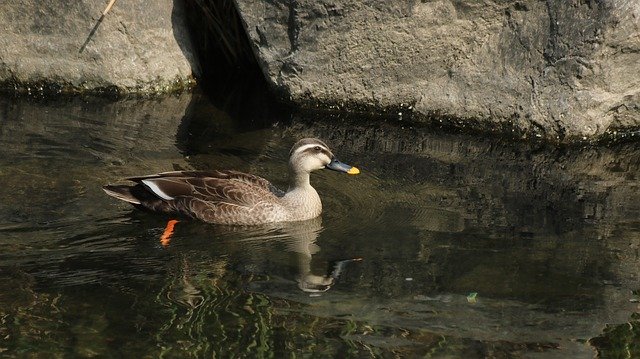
[{"left": 289, "top": 138, "right": 360, "bottom": 175}]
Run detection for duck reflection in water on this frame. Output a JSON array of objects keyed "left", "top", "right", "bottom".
[
  {"left": 282, "top": 217, "right": 362, "bottom": 293},
  {"left": 161, "top": 217, "right": 361, "bottom": 294}
]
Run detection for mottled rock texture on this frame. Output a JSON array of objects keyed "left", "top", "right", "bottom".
[
  {"left": 235, "top": 0, "right": 640, "bottom": 141},
  {"left": 0, "top": 0, "right": 199, "bottom": 94}
]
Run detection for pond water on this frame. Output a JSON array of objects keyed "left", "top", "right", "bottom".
[{"left": 0, "top": 90, "right": 639, "bottom": 358}]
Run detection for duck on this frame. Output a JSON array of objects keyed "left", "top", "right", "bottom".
[{"left": 103, "top": 138, "right": 360, "bottom": 225}]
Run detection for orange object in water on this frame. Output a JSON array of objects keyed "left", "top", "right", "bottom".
[{"left": 160, "top": 219, "right": 179, "bottom": 247}]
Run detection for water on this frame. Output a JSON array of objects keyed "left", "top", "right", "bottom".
[{"left": 0, "top": 91, "right": 639, "bottom": 358}]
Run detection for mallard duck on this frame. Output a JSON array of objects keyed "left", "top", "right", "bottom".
[{"left": 103, "top": 138, "right": 359, "bottom": 225}]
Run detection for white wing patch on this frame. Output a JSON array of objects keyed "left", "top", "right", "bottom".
[{"left": 142, "top": 179, "right": 175, "bottom": 201}]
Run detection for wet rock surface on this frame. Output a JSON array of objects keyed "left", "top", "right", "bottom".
[
  {"left": 235, "top": 0, "right": 640, "bottom": 142},
  {"left": 0, "top": 0, "right": 199, "bottom": 94}
]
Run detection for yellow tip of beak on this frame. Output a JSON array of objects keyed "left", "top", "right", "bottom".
[{"left": 347, "top": 167, "right": 360, "bottom": 175}]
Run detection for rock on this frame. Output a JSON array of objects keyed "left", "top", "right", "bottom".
[
  {"left": 234, "top": 0, "right": 640, "bottom": 142},
  {"left": 0, "top": 0, "right": 200, "bottom": 94}
]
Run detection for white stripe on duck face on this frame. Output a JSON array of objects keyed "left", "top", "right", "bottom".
[
  {"left": 142, "top": 179, "right": 175, "bottom": 201},
  {"left": 293, "top": 143, "right": 331, "bottom": 156}
]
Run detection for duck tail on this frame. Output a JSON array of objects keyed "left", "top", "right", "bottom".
[{"left": 103, "top": 185, "right": 142, "bottom": 205}]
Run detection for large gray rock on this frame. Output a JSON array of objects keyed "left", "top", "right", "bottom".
[
  {"left": 235, "top": 0, "right": 640, "bottom": 141},
  {"left": 0, "top": 1, "right": 200, "bottom": 94}
]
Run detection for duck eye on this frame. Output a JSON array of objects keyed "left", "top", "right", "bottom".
[{"left": 314, "top": 146, "right": 322, "bottom": 151}]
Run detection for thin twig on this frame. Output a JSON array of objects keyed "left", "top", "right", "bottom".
[
  {"left": 102, "top": 0, "right": 117, "bottom": 16},
  {"left": 79, "top": 0, "right": 117, "bottom": 53}
]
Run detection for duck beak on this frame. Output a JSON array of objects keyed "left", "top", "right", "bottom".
[{"left": 326, "top": 158, "right": 360, "bottom": 175}]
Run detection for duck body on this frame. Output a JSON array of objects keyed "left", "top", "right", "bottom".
[{"left": 103, "top": 138, "right": 359, "bottom": 225}]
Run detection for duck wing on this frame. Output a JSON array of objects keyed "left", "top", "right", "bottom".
[
  {"left": 138, "top": 176, "right": 273, "bottom": 206},
  {"left": 126, "top": 170, "right": 285, "bottom": 197},
  {"left": 105, "top": 170, "right": 286, "bottom": 224}
]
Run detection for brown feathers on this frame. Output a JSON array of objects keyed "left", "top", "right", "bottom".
[
  {"left": 104, "top": 170, "right": 286, "bottom": 225},
  {"left": 103, "top": 138, "right": 358, "bottom": 225}
]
